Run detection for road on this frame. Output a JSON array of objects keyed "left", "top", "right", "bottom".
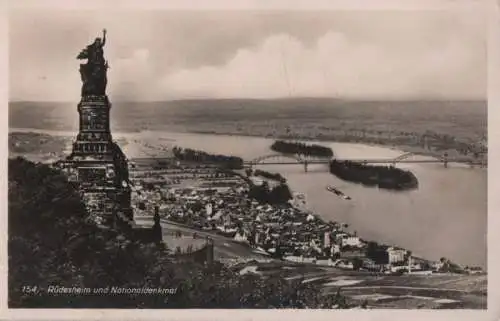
[{"left": 135, "top": 215, "right": 269, "bottom": 260}]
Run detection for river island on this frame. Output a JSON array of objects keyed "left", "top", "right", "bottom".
[
  {"left": 271, "top": 140, "right": 334, "bottom": 158},
  {"left": 328, "top": 159, "right": 419, "bottom": 191},
  {"left": 268, "top": 140, "right": 419, "bottom": 191}
]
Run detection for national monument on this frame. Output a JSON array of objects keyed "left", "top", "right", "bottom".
[{"left": 59, "top": 30, "right": 161, "bottom": 241}]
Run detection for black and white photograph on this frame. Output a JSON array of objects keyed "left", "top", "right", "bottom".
[{"left": 6, "top": 0, "right": 490, "bottom": 312}]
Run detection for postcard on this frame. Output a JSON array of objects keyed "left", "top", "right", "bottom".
[{"left": 2, "top": 0, "right": 498, "bottom": 320}]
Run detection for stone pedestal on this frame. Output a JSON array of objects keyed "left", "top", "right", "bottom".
[{"left": 61, "top": 95, "right": 133, "bottom": 228}]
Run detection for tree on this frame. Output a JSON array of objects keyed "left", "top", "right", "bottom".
[
  {"left": 9, "top": 157, "right": 349, "bottom": 309},
  {"left": 365, "top": 241, "right": 388, "bottom": 265},
  {"left": 352, "top": 258, "right": 363, "bottom": 271},
  {"left": 405, "top": 250, "right": 413, "bottom": 263}
]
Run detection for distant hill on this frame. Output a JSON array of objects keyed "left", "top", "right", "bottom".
[
  {"left": 9, "top": 98, "right": 486, "bottom": 140},
  {"left": 9, "top": 97, "right": 487, "bottom": 107}
]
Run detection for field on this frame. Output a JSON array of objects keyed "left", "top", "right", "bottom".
[{"left": 238, "top": 260, "right": 487, "bottom": 309}]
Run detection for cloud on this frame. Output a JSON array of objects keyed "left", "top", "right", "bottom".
[
  {"left": 9, "top": 9, "right": 486, "bottom": 101},
  {"left": 108, "top": 48, "right": 157, "bottom": 100},
  {"left": 159, "top": 29, "right": 485, "bottom": 100}
]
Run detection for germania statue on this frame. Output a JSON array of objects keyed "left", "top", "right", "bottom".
[{"left": 77, "top": 29, "right": 109, "bottom": 97}]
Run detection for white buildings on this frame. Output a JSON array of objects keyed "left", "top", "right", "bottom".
[
  {"left": 323, "top": 231, "right": 331, "bottom": 248},
  {"left": 250, "top": 177, "right": 264, "bottom": 186},
  {"left": 205, "top": 203, "right": 213, "bottom": 216},
  {"left": 341, "top": 236, "right": 363, "bottom": 248},
  {"left": 386, "top": 247, "right": 407, "bottom": 264},
  {"left": 335, "top": 260, "right": 354, "bottom": 270},
  {"left": 330, "top": 244, "right": 341, "bottom": 255},
  {"left": 465, "top": 266, "right": 484, "bottom": 274},
  {"left": 432, "top": 261, "right": 445, "bottom": 271},
  {"left": 234, "top": 231, "right": 248, "bottom": 243}
]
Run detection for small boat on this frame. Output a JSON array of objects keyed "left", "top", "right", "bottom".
[{"left": 326, "top": 185, "right": 352, "bottom": 200}]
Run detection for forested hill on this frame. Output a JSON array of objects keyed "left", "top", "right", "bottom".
[{"left": 8, "top": 157, "right": 347, "bottom": 309}]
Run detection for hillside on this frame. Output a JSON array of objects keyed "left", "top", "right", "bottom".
[{"left": 8, "top": 157, "right": 349, "bottom": 309}]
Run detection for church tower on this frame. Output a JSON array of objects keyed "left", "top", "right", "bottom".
[{"left": 61, "top": 30, "right": 133, "bottom": 229}]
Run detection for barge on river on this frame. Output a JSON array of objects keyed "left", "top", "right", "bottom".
[{"left": 326, "top": 185, "right": 352, "bottom": 200}]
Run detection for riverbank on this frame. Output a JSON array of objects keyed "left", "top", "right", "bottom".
[
  {"left": 8, "top": 126, "right": 487, "bottom": 167},
  {"left": 188, "top": 130, "right": 486, "bottom": 167}
]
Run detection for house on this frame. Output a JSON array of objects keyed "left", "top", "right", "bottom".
[
  {"left": 431, "top": 261, "right": 444, "bottom": 271},
  {"left": 409, "top": 263, "right": 422, "bottom": 271},
  {"left": 330, "top": 244, "right": 341, "bottom": 255},
  {"left": 323, "top": 231, "right": 331, "bottom": 248},
  {"left": 465, "top": 266, "right": 483, "bottom": 275},
  {"left": 362, "top": 259, "right": 385, "bottom": 272},
  {"left": 340, "top": 249, "right": 365, "bottom": 259},
  {"left": 234, "top": 231, "right": 248, "bottom": 243},
  {"left": 390, "top": 265, "right": 408, "bottom": 273},
  {"left": 386, "top": 247, "right": 407, "bottom": 264},
  {"left": 341, "top": 236, "right": 362, "bottom": 248},
  {"left": 406, "top": 270, "right": 432, "bottom": 275},
  {"left": 336, "top": 260, "right": 354, "bottom": 270},
  {"left": 362, "top": 258, "right": 376, "bottom": 268},
  {"left": 315, "top": 259, "right": 333, "bottom": 266},
  {"left": 335, "top": 232, "right": 348, "bottom": 240}
]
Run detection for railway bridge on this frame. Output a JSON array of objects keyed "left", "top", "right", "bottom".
[{"left": 244, "top": 152, "right": 486, "bottom": 172}]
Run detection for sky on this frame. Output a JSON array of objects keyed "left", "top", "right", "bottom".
[{"left": 9, "top": 4, "right": 486, "bottom": 101}]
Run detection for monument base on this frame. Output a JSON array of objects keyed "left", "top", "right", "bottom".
[{"left": 61, "top": 95, "right": 134, "bottom": 229}]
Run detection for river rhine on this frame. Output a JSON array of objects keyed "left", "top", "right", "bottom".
[
  {"left": 117, "top": 130, "right": 487, "bottom": 269},
  {"left": 10, "top": 128, "right": 488, "bottom": 268}
]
